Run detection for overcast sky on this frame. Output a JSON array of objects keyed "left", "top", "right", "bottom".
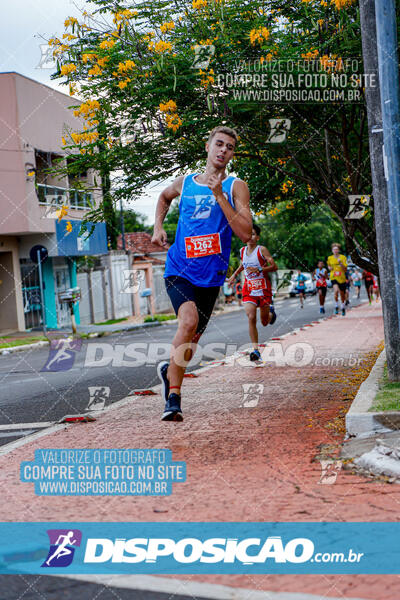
[{"left": 0, "top": 0, "right": 170, "bottom": 225}]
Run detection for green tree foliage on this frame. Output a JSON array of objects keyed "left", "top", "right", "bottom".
[
  {"left": 51, "top": 0, "right": 376, "bottom": 271},
  {"left": 257, "top": 204, "right": 344, "bottom": 270},
  {"left": 117, "top": 208, "right": 152, "bottom": 234},
  {"left": 162, "top": 200, "right": 180, "bottom": 243}
]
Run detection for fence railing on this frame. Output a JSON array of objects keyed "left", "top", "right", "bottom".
[{"left": 36, "top": 183, "right": 92, "bottom": 209}]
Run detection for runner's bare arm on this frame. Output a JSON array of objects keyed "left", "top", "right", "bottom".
[
  {"left": 227, "top": 263, "right": 244, "bottom": 286},
  {"left": 207, "top": 174, "right": 252, "bottom": 242},
  {"left": 259, "top": 247, "right": 278, "bottom": 274},
  {"left": 152, "top": 176, "right": 185, "bottom": 246}
]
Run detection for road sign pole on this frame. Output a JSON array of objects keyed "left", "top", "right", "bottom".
[
  {"left": 37, "top": 249, "right": 47, "bottom": 336},
  {"left": 69, "top": 301, "right": 77, "bottom": 335}
]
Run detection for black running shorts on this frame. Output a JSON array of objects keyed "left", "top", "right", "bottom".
[
  {"left": 165, "top": 276, "right": 220, "bottom": 335},
  {"left": 330, "top": 279, "right": 347, "bottom": 292}
]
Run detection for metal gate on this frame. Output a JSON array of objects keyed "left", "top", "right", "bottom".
[
  {"left": 20, "top": 260, "right": 42, "bottom": 329},
  {"left": 54, "top": 265, "right": 71, "bottom": 328}
]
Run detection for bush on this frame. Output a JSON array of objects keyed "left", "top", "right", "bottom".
[{"left": 144, "top": 314, "right": 177, "bottom": 323}]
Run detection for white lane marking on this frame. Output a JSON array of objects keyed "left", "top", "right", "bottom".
[
  {"left": 0, "top": 424, "right": 66, "bottom": 457},
  {"left": 0, "top": 430, "right": 35, "bottom": 438},
  {"left": 0, "top": 377, "right": 46, "bottom": 384},
  {"left": 0, "top": 422, "right": 53, "bottom": 430},
  {"left": 0, "top": 368, "right": 83, "bottom": 382}
]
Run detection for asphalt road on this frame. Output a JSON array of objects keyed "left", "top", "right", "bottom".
[{"left": 0, "top": 289, "right": 365, "bottom": 446}]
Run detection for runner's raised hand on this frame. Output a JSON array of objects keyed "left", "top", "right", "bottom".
[{"left": 207, "top": 171, "right": 224, "bottom": 198}]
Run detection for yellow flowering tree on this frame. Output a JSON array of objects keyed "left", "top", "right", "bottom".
[{"left": 50, "top": 0, "right": 377, "bottom": 268}]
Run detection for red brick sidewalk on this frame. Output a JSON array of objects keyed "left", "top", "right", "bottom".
[{"left": 1, "top": 301, "right": 398, "bottom": 599}]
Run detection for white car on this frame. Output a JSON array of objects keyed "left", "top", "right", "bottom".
[{"left": 288, "top": 273, "right": 317, "bottom": 296}]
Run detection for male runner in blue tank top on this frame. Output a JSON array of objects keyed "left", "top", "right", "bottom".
[{"left": 152, "top": 126, "right": 252, "bottom": 421}]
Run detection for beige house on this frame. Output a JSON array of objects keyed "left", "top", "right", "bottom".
[
  {"left": 0, "top": 72, "right": 107, "bottom": 332},
  {"left": 117, "top": 232, "right": 170, "bottom": 316}
]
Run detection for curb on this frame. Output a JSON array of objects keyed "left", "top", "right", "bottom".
[
  {"left": 83, "top": 320, "right": 163, "bottom": 338},
  {"left": 0, "top": 340, "right": 49, "bottom": 356},
  {"left": 0, "top": 322, "right": 164, "bottom": 355},
  {"left": 345, "top": 349, "right": 400, "bottom": 438}
]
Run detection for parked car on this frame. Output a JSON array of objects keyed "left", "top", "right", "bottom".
[{"left": 288, "top": 273, "right": 317, "bottom": 296}]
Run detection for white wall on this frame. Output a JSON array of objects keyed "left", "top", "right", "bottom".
[{"left": 76, "top": 253, "right": 173, "bottom": 324}]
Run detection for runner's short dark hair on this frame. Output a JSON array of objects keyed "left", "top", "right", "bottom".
[
  {"left": 208, "top": 126, "right": 238, "bottom": 146},
  {"left": 253, "top": 224, "right": 261, "bottom": 236}
]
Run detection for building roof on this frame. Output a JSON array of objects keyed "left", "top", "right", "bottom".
[
  {"left": 0, "top": 71, "right": 82, "bottom": 102},
  {"left": 118, "top": 232, "right": 170, "bottom": 254}
]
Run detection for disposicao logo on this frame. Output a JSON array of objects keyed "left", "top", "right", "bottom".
[
  {"left": 42, "top": 529, "right": 82, "bottom": 567},
  {"left": 83, "top": 536, "right": 315, "bottom": 564},
  {"left": 41, "top": 339, "right": 82, "bottom": 372}
]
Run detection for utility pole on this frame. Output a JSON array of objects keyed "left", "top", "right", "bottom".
[
  {"left": 375, "top": 0, "right": 400, "bottom": 317},
  {"left": 36, "top": 249, "right": 47, "bottom": 336},
  {"left": 120, "top": 197, "right": 126, "bottom": 251},
  {"left": 359, "top": 0, "right": 400, "bottom": 380}
]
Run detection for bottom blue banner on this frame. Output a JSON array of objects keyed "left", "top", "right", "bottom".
[{"left": 0, "top": 522, "right": 398, "bottom": 574}]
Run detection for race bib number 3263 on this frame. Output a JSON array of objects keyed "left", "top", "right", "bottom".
[{"left": 185, "top": 233, "right": 222, "bottom": 258}]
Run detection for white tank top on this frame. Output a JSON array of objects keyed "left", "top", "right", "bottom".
[{"left": 240, "top": 245, "right": 268, "bottom": 296}]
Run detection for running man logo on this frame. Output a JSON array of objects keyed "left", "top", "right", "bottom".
[
  {"left": 318, "top": 460, "right": 342, "bottom": 485},
  {"left": 41, "top": 338, "right": 82, "bottom": 372},
  {"left": 36, "top": 44, "right": 57, "bottom": 69},
  {"left": 191, "top": 193, "right": 229, "bottom": 220},
  {"left": 345, "top": 195, "right": 370, "bottom": 220},
  {"left": 191, "top": 44, "right": 215, "bottom": 70},
  {"left": 86, "top": 386, "right": 110, "bottom": 411},
  {"left": 267, "top": 118, "right": 291, "bottom": 143},
  {"left": 191, "top": 195, "right": 216, "bottom": 219},
  {"left": 77, "top": 230, "right": 91, "bottom": 252},
  {"left": 242, "top": 383, "right": 264, "bottom": 407},
  {"left": 120, "top": 269, "right": 145, "bottom": 294},
  {"left": 42, "top": 529, "right": 82, "bottom": 568}
]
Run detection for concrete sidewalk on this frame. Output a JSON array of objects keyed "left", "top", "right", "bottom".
[{"left": 1, "top": 301, "right": 398, "bottom": 599}]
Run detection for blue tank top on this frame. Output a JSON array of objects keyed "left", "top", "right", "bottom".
[{"left": 164, "top": 173, "right": 237, "bottom": 287}]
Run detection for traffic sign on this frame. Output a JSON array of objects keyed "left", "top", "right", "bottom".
[{"left": 29, "top": 245, "right": 48, "bottom": 264}]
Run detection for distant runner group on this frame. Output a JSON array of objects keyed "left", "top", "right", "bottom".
[
  {"left": 294, "top": 243, "right": 379, "bottom": 315},
  {"left": 152, "top": 124, "right": 379, "bottom": 422}
]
